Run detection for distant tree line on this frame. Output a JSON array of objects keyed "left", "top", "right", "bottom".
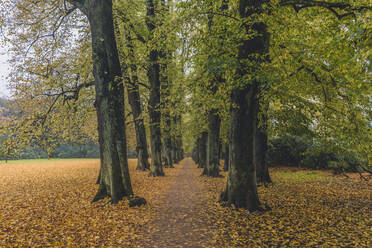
[{"left": 0, "top": 139, "right": 137, "bottom": 161}]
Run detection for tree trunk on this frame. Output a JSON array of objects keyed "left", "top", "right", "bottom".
[
  {"left": 220, "top": 0, "right": 269, "bottom": 211},
  {"left": 158, "top": 0, "right": 174, "bottom": 169},
  {"left": 163, "top": 124, "right": 174, "bottom": 168},
  {"left": 198, "top": 131, "right": 208, "bottom": 169},
  {"left": 176, "top": 115, "right": 184, "bottom": 161},
  {"left": 202, "top": 110, "right": 221, "bottom": 177},
  {"left": 220, "top": 85, "right": 262, "bottom": 210},
  {"left": 172, "top": 117, "right": 179, "bottom": 164},
  {"left": 192, "top": 138, "right": 200, "bottom": 164},
  {"left": 223, "top": 143, "right": 229, "bottom": 171},
  {"left": 77, "top": 0, "right": 134, "bottom": 203},
  {"left": 128, "top": 81, "right": 151, "bottom": 171},
  {"left": 126, "top": 36, "right": 150, "bottom": 171},
  {"left": 160, "top": 60, "right": 174, "bottom": 168},
  {"left": 146, "top": 0, "right": 164, "bottom": 176},
  {"left": 114, "top": 18, "right": 150, "bottom": 172},
  {"left": 172, "top": 114, "right": 183, "bottom": 163},
  {"left": 255, "top": 101, "right": 272, "bottom": 184}
]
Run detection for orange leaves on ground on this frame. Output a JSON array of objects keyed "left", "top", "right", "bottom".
[
  {"left": 0, "top": 159, "right": 371, "bottom": 247},
  {"left": 200, "top": 167, "right": 371, "bottom": 247},
  {"left": 0, "top": 159, "right": 177, "bottom": 247}
]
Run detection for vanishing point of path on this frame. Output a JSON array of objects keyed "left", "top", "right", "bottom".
[{"left": 138, "top": 158, "right": 220, "bottom": 248}]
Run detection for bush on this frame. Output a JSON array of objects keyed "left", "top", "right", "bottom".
[
  {"left": 268, "top": 135, "right": 367, "bottom": 172},
  {"left": 300, "top": 150, "right": 338, "bottom": 169},
  {"left": 267, "top": 135, "right": 311, "bottom": 166}
]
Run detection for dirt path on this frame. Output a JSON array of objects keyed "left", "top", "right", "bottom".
[{"left": 138, "top": 158, "right": 217, "bottom": 248}]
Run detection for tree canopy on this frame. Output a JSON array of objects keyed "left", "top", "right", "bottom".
[{"left": 0, "top": 0, "right": 370, "bottom": 208}]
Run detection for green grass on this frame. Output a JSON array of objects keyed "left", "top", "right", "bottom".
[
  {"left": 0, "top": 158, "right": 98, "bottom": 164},
  {"left": 273, "top": 170, "right": 329, "bottom": 182}
]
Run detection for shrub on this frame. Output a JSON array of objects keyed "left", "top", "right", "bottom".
[
  {"left": 267, "top": 135, "right": 311, "bottom": 166},
  {"left": 268, "top": 135, "right": 367, "bottom": 173},
  {"left": 299, "top": 150, "right": 338, "bottom": 169}
]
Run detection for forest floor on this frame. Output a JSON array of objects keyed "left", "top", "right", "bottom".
[{"left": 0, "top": 158, "right": 371, "bottom": 247}]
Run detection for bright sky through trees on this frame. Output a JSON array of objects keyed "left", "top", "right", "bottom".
[{"left": 0, "top": 46, "right": 10, "bottom": 97}]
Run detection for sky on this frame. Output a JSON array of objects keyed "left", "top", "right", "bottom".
[{"left": 0, "top": 46, "right": 10, "bottom": 98}]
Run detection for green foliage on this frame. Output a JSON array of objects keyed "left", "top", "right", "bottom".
[
  {"left": 300, "top": 150, "right": 338, "bottom": 170},
  {"left": 268, "top": 135, "right": 310, "bottom": 166},
  {"left": 268, "top": 135, "right": 368, "bottom": 172},
  {"left": 0, "top": 0, "right": 370, "bottom": 173}
]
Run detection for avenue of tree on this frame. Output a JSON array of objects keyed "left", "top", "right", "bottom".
[{"left": 0, "top": 0, "right": 370, "bottom": 211}]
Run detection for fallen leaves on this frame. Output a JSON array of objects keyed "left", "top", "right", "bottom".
[
  {"left": 202, "top": 166, "right": 372, "bottom": 247},
  {"left": 0, "top": 160, "right": 370, "bottom": 247},
  {"left": 0, "top": 159, "right": 177, "bottom": 247}
]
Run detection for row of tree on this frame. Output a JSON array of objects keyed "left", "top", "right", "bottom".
[
  {"left": 0, "top": 0, "right": 370, "bottom": 210},
  {"left": 182, "top": 0, "right": 371, "bottom": 211}
]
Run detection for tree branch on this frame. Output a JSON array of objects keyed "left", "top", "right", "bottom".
[{"left": 280, "top": 0, "right": 372, "bottom": 20}]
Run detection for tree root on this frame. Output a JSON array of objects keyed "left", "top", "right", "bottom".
[
  {"left": 92, "top": 184, "right": 107, "bottom": 203},
  {"left": 128, "top": 196, "right": 147, "bottom": 207},
  {"left": 148, "top": 171, "right": 165, "bottom": 177}
]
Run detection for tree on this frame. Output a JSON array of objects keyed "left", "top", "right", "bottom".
[
  {"left": 146, "top": 0, "right": 164, "bottom": 176},
  {"left": 114, "top": 4, "right": 150, "bottom": 171},
  {"left": 64, "top": 0, "right": 145, "bottom": 205}
]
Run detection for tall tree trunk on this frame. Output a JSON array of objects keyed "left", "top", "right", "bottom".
[
  {"left": 114, "top": 18, "right": 150, "bottom": 172},
  {"left": 255, "top": 100, "right": 272, "bottom": 183},
  {"left": 171, "top": 116, "right": 178, "bottom": 163},
  {"left": 128, "top": 80, "right": 151, "bottom": 171},
  {"left": 203, "top": 110, "right": 221, "bottom": 177},
  {"left": 160, "top": 61, "right": 174, "bottom": 168},
  {"left": 223, "top": 143, "right": 229, "bottom": 171},
  {"left": 172, "top": 114, "right": 183, "bottom": 163},
  {"left": 192, "top": 138, "right": 200, "bottom": 164},
  {"left": 198, "top": 131, "right": 208, "bottom": 169},
  {"left": 73, "top": 0, "right": 134, "bottom": 203},
  {"left": 162, "top": 122, "right": 174, "bottom": 168},
  {"left": 126, "top": 33, "right": 150, "bottom": 171},
  {"left": 220, "top": 0, "right": 269, "bottom": 211},
  {"left": 177, "top": 115, "right": 184, "bottom": 161},
  {"left": 202, "top": 1, "right": 226, "bottom": 177},
  {"left": 159, "top": 0, "right": 174, "bottom": 168},
  {"left": 146, "top": 0, "right": 164, "bottom": 176},
  {"left": 220, "top": 85, "right": 261, "bottom": 210}
]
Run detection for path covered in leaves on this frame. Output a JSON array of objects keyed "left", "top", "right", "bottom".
[
  {"left": 0, "top": 158, "right": 371, "bottom": 247},
  {"left": 137, "top": 158, "right": 217, "bottom": 247}
]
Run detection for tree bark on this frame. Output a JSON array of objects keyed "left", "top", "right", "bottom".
[
  {"left": 223, "top": 143, "right": 229, "bottom": 171},
  {"left": 192, "top": 138, "right": 200, "bottom": 164},
  {"left": 114, "top": 17, "right": 150, "bottom": 172},
  {"left": 172, "top": 114, "right": 183, "bottom": 163},
  {"left": 202, "top": 110, "right": 221, "bottom": 177},
  {"left": 255, "top": 101, "right": 272, "bottom": 183},
  {"left": 160, "top": 60, "right": 174, "bottom": 168},
  {"left": 71, "top": 0, "right": 134, "bottom": 203},
  {"left": 159, "top": 0, "right": 174, "bottom": 169},
  {"left": 146, "top": 0, "right": 164, "bottom": 176},
  {"left": 198, "top": 131, "right": 208, "bottom": 169},
  {"left": 128, "top": 81, "right": 151, "bottom": 171},
  {"left": 220, "top": 0, "right": 269, "bottom": 211},
  {"left": 125, "top": 34, "right": 150, "bottom": 171}
]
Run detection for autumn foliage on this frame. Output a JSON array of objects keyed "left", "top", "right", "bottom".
[{"left": 0, "top": 159, "right": 370, "bottom": 247}]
